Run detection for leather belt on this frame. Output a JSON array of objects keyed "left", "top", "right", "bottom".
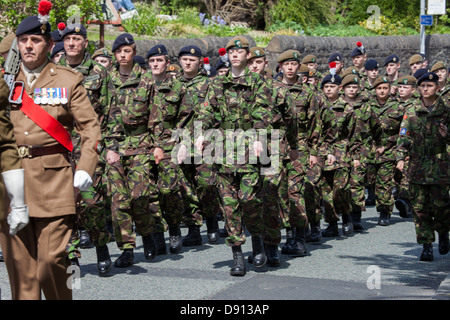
[{"left": 18, "top": 144, "right": 69, "bottom": 158}]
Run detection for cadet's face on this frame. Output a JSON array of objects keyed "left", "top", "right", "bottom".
[
  {"left": 366, "top": 68, "right": 379, "bottom": 79},
  {"left": 94, "top": 56, "right": 111, "bottom": 69},
  {"left": 148, "top": 55, "right": 169, "bottom": 76},
  {"left": 51, "top": 51, "right": 65, "bottom": 64},
  {"left": 419, "top": 82, "right": 439, "bottom": 98},
  {"left": 306, "top": 63, "right": 317, "bottom": 70},
  {"left": 17, "top": 34, "right": 53, "bottom": 70},
  {"left": 343, "top": 84, "right": 359, "bottom": 99},
  {"left": 217, "top": 67, "right": 229, "bottom": 76},
  {"left": 280, "top": 61, "right": 299, "bottom": 81},
  {"left": 247, "top": 57, "right": 267, "bottom": 75},
  {"left": 375, "top": 83, "right": 390, "bottom": 100},
  {"left": 352, "top": 55, "right": 366, "bottom": 68},
  {"left": 436, "top": 68, "right": 448, "bottom": 82},
  {"left": 410, "top": 62, "right": 423, "bottom": 73},
  {"left": 63, "top": 35, "right": 88, "bottom": 58},
  {"left": 228, "top": 48, "right": 249, "bottom": 69},
  {"left": 335, "top": 61, "right": 344, "bottom": 73},
  {"left": 114, "top": 45, "right": 135, "bottom": 66},
  {"left": 398, "top": 84, "right": 415, "bottom": 100},
  {"left": 179, "top": 55, "right": 200, "bottom": 76},
  {"left": 323, "top": 83, "right": 340, "bottom": 99},
  {"left": 386, "top": 62, "right": 400, "bottom": 75}
]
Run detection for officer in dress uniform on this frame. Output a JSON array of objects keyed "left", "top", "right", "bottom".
[{"left": 0, "top": 4, "right": 100, "bottom": 299}]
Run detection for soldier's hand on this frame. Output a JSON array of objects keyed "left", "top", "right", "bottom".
[
  {"left": 309, "top": 155, "right": 318, "bottom": 167},
  {"left": 327, "top": 154, "right": 336, "bottom": 165},
  {"left": 438, "top": 123, "right": 448, "bottom": 138},
  {"left": 154, "top": 147, "right": 164, "bottom": 164},
  {"left": 177, "top": 144, "right": 187, "bottom": 164},
  {"left": 376, "top": 146, "right": 385, "bottom": 155},
  {"left": 195, "top": 136, "right": 205, "bottom": 152},
  {"left": 353, "top": 159, "right": 361, "bottom": 168},
  {"left": 106, "top": 150, "right": 120, "bottom": 165},
  {"left": 253, "top": 141, "right": 263, "bottom": 157},
  {"left": 396, "top": 160, "right": 405, "bottom": 172}
]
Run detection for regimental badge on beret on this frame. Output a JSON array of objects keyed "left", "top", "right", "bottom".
[
  {"left": 75, "top": 27, "right": 80, "bottom": 33},
  {"left": 190, "top": 48, "right": 195, "bottom": 54},
  {"left": 383, "top": 77, "right": 388, "bottom": 82},
  {"left": 255, "top": 49, "right": 260, "bottom": 56},
  {"left": 293, "top": 52, "right": 298, "bottom": 59},
  {"left": 393, "top": 57, "right": 397, "bottom": 62},
  {"left": 235, "top": 40, "right": 242, "bottom": 48}
]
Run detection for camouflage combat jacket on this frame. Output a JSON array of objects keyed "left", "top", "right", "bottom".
[
  {"left": 317, "top": 94, "right": 361, "bottom": 171},
  {"left": 197, "top": 67, "right": 273, "bottom": 173},
  {"left": 369, "top": 97, "right": 404, "bottom": 163},
  {"left": 396, "top": 97, "right": 450, "bottom": 185},
  {"left": 104, "top": 62, "right": 156, "bottom": 156}
]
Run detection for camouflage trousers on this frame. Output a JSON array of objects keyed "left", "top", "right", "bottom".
[
  {"left": 195, "top": 163, "right": 223, "bottom": 220},
  {"left": 410, "top": 183, "right": 450, "bottom": 244},
  {"left": 396, "top": 160, "right": 410, "bottom": 201},
  {"left": 285, "top": 158, "right": 309, "bottom": 229},
  {"left": 366, "top": 161, "right": 395, "bottom": 214},
  {"left": 260, "top": 162, "right": 289, "bottom": 245},
  {"left": 216, "top": 170, "right": 263, "bottom": 247},
  {"left": 320, "top": 167, "right": 352, "bottom": 223},
  {"left": 79, "top": 164, "right": 112, "bottom": 247},
  {"left": 349, "top": 163, "right": 367, "bottom": 212},
  {"left": 158, "top": 158, "right": 185, "bottom": 230},
  {"left": 107, "top": 154, "right": 159, "bottom": 250}
]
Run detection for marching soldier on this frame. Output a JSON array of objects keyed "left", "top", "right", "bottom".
[
  {"left": 0, "top": 4, "right": 100, "bottom": 299},
  {"left": 396, "top": 71, "right": 450, "bottom": 261}
]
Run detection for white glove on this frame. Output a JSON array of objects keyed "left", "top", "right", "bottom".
[
  {"left": 73, "top": 170, "right": 93, "bottom": 191},
  {"left": 2, "top": 169, "right": 29, "bottom": 236}
]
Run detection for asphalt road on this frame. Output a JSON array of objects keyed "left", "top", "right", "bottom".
[{"left": 1, "top": 203, "right": 449, "bottom": 303}]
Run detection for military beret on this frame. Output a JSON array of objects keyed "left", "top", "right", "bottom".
[
  {"left": 248, "top": 47, "right": 266, "bottom": 60},
  {"left": 0, "top": 34, "right": 15, "bottom": 54},
  {"left": 430, "top": 61, "right": 447, "bottom": 73},
  {"left": 417, "top": 72, "right": 439, "bottom": 85},
  {"left": 215, "top": 59, "right": 230, "bottom": 70},
  {"left": 365, "top": 59, "right": 379, "bottom": 70},
  {"left": 225, "top": 36, "right": 249, "bottom": 51},
  {"left": 409, "top": 54, "right": 424, "bottom": 65},
  {"left": 60, "top": 23, "right": 87, "bottom": 39},
  {"left": 413, "top": 68, "right": 430, "bottom": 79},
  {"left": 16, "top": 16, "right": 51, "bottom": 37},
  {"left": 50, "top": 41, "right": 64, "bottom": 58},
  {"left": 112, "top": 33, "right": 135, "bottom": 52},
  {"left": 321, "top": 74, "right": 342, "bottom": 88},
  {"left": 384, "top": 54, "right": 400, "bottom": 66},
  {"left": 396, "top": 75, "right": 417, "bottom": 85},
  {"left": 134, "top": 55, "right": 147, "bottom": 69},
  {"left": 178, "top": 45, "right": 202, "bottom": 58},
  {"left": 278, "top": 49, "right": 301, "bottom": 63},
  {"left": 298, "top": 64, "right": 310, "bottom": 74},
  {"left": 92, "top": 48, "right": 113, "bottom": 60},
  {"left": 342, "top": 66, "right": 360, "bottom": 78},
  {"left": 350, "top": 43, "right": 366, "bottom": 58},
  {"left": 341, "top": 74, "right": 360, "bottom": 87},
  {"left": 146, "top": 44, "right": 168, "bottom": 59},
  {"left": 372, "top": 76, "right": 391, "bottom": 88},
  {"left": 328, "top": 52, "right": 343, "bottom": 63},
  {"left": 301, "top": 54, "right": 317, "bottom": 64}
]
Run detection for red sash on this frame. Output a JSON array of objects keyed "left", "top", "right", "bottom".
[{"left": 11, "top": 82, "right": 74, "bottom": 151}]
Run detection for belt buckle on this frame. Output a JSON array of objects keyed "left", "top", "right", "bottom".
[{"left": 18, "top": 146, "right": 31, "bottom": 158}]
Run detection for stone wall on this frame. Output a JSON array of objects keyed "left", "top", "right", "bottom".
[{"left": 105, "top": 33, "right": 450, "bottom": 75}]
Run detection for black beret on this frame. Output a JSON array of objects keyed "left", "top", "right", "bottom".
[
  {"left": 178, "top": 45, "right": 202, "bottom": 57},
  {"left": 413, "top": 68, "right": 430, "bottom": 79},
  {"left": 417, "top": 72, "right": 439, "bottom": 85},
  {"left": 112, "top": 33, "right": 135, "bottom": 52},
  {"left": 16, "top": 16, "right": 51, "bottom": 37},
  {"left": 328, "top": 52, "right": 343, "bottom": 63},
  {"left": 146, "top": 44, "right": 168, "bottom": 59},
  {"left": 384, "top": 54, "right": 400, "bottom": 66},
  {"left": 60, "top": 23, "right": 87, "bottom": 39},
  {"left": 365, "top": 59, "right": 379, "bottom": 70},
  {"left": 51, "top": 30, "right": 62, "bottom": 42},
  {"left": 215, "top": 60, "right": 230, "bottom": 70},
  {"left": 134, "top": 55, "right": 147, "bottom": 69},
  {"left": 321, "top": 74, "right": 342, "bottom": 88},
  {"left": 50, "top": 41, "right": 65, "bottom": 58}
]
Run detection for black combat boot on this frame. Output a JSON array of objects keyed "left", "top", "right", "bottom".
[
  {"left": 79, "top": 229, "right": 94, "bottom": 249},
  {"left": 322, "top": 221, "right": 339, "bottom": 237},
  {"left": 154, "top": 231, "right": 167, "bottom": 255},
  {"left": 264, "top": 243, "right": 280, "bottom": 267},
  {"left": 395, "top": 198, "right": 412, "bottom": 218},
  {"left": 309, "top": 221, "right": 322, "bottom": 242},
  {"left": 230, "top": 246, "right": 246, "bottom": 276},
  {"left": 342, "top": 213, "right": 354, "bottom": 236},
  {"left": 169, "top": 226, "right": 182, "bottom": 253},
  {"left": 205, "top": 216, "right": 220, "bottom": 243},
  {"left": 290, "top": 227, "right": 308, "bottom": 256},
  {"left": 365, "top": 188, "right": 375, "bottom": 206},
  {"left": 281, "top": 228, "right": 295, "bottom": 254},
  {"left": 114, "top": 249, "right": 134, "bottom": 267},
  {"left": 251, "top": 235, "right": 267, "bottom": 268},
  {"left": 351, "top": 210, "right": 364, "bottom": 231},
  {"left": 96, "top": 245, "right": 112, "bottom": 277},
  {"left": 438, "top": 232, "right": 449, "bottom": 255},
  {"left": 378, "top": 210, "right": 390, "bottom": 226},
  {"left": 182, "top": 225, "right": 202, "bottom": 246},
  {"left": 420, "top": 244, "right": 434, "bottom": 261},
  {"left": 142, "top": 234, "right": 157, "bottom": 261}
]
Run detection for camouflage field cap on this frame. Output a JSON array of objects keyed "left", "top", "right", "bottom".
[
  {"left": 278, "top": 49, "right": 301, "bottom": 63},
  {"left": 225, "top": 36, "right": 249, "bottom": 51},
  {"left": 92, "top": 48, "right": 113, "bottom": 60}
]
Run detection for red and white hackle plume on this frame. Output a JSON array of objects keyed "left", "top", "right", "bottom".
[
  {"left": 203, "top": 57, "right": 211, "bottom": 72},
  {"left": 356, "top": 41, "right": 365, "bottom": 54},
  {"left": 329, "top": 62, "right": 337, "bottom": 81},
  {"left": 218, "top": 47, "right": 228, "bottom": 62},
  {"left": 38, "top": 0, "right": 52, "bottom": 25},
  {"left": 57, "top": 22, "right": 66, "bottom": 35}
]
